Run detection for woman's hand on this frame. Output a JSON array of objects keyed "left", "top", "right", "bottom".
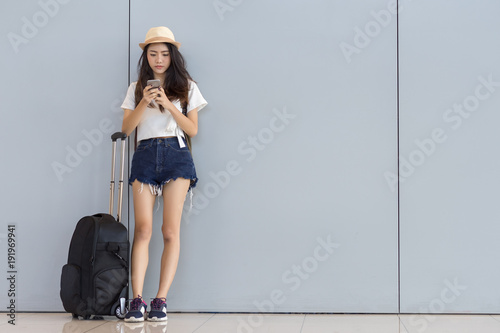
[
  {"left": 154, "top": 87, "right": 173, "bottom": 111},
  {"left": 142, "top": 85, "right": 158, "bottom": 104}
]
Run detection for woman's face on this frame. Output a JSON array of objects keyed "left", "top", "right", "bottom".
[{"left": 147, "top": 43, "right": 171, "bottom": 78}]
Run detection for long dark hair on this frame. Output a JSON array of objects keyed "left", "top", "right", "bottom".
[{"left": 134, "top": 42, "right": 192, "bottom": 111}]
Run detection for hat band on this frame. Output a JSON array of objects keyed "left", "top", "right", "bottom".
[{"left": 144, "top": 36, "right": 178, "bottom": 47}]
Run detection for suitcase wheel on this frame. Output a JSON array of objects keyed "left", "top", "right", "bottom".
[{"left": 113, "top": 299, "right": 128, "bottom": 319}]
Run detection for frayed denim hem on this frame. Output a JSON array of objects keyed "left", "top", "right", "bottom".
[
  {"left": 129, "top": 176, "right": 198, "bottom": 211},
  {"left": 129, "top": 176, "right": 197, "bottom": 196}
]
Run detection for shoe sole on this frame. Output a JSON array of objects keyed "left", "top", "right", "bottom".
[
  {"left": 147, "top": 316, "right": 168, "bottom": 322},
  {"left": 124, "top": 317, "right": 145, "bottom": 323}
]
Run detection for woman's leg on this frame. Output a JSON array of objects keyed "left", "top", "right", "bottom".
[
  {"left": 156, "top": 178, "right": 190, "bottom": 298},
  {"left": 130, "top": 180, "right": 156, "bottom": 298}
]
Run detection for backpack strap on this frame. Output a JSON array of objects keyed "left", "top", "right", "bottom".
[{"left": 182, "top": 103, "right": 192, "bottom": 152}]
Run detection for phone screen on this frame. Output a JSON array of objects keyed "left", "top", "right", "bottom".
[{"left": 147, "top": 79, "right": 161, "bottom": 88}]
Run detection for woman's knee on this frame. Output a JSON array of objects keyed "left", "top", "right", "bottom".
[
  {"left": 134, "top": 223, "right": 153, "bottom": 242},
  {"left": 161, "top": 227, "right": 179, "bottom": 243}
]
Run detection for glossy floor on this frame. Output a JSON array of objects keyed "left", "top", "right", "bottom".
[{"left": 2, "top": 313, "right": 500, "bottom": 332}]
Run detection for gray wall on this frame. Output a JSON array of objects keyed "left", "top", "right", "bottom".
[
  {"left": 0, "top": 0, "right": 129, "bottom": 311},
  {"left": 399, "top": 0, "right": 500, "bottom": 314},
  {"left": 0, "top": 0, "right": 498, "bottom": 314}
]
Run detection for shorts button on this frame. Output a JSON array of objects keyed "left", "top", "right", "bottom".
[{"left": 158, "top": 139, "right": 162, "bottom": 143}]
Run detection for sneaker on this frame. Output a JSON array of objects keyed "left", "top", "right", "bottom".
[
  {"left": 147, "top": 298, "right": 168, "bottom": 322},
  {"left": 124, "top": 296, "right": 147, "bottom": 322}
]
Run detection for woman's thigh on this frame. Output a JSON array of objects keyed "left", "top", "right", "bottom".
[
  {"left": 161, "top": 178, "right": 190, "bottom": 233},
  {"left": 132, "top": 180, "right": 156, "bottom": 233}
]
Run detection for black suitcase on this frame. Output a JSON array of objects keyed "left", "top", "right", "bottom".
[{"left": 60, "top": 132, "right": 129, "bottom": 319}]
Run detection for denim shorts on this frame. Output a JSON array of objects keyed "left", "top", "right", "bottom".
[{"left": 129, "top": 137, "right": 197, "bottom": 195}]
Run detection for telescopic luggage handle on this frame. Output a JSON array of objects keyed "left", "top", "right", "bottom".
[
  {"left": 110, "top": 132, "right": 127, "bottom": 223},
  {"left": 111, "top": 132, "right": 127, "bottom": 142}
]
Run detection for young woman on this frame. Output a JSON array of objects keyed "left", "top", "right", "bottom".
[{"left": 120, "top": 26, "right": 207, "bottom": 322}]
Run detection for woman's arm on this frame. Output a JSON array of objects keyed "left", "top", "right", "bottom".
[
  {"left": 169, "top": 106, "right": 198, "bottom": 137},
  {"left": 121, "top": 99, "right": 148, "bottom": 136},
  {"left": 155, "top": 87, "right": 199, "bottom": 137},
  {"left": 121, "top": 85, "right": 157, "bottom": 136}
]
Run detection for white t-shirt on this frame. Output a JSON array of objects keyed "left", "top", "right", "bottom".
[{"left": 121, "top": 81, "right": 207, "bottom": 147}]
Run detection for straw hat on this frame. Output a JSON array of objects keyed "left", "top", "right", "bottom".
[{"left": 139, "top": 26, "right": 181, "bottom": 50}]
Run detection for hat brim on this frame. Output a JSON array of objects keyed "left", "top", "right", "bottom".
[{"left": 139, "top": 37, "right": 181, "bottom": 50}]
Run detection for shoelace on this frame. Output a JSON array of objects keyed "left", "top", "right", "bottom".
[
  {"left": 150, "top": 298, "right": 166, "bottom": 310},
  {"left": 129, "top": 296, "right": 144, "bottom": 310}
]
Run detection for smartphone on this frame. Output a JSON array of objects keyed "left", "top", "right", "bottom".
[{"left": 147, "top": 79, "right": 161, "bottom": 89}]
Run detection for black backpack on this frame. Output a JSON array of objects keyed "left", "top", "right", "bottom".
[
  {"left": 60, "top": 133, "right": 129, "bottom": 319},
  {"left": 60, "top": 214, "right": 129, "bottom": 318}
]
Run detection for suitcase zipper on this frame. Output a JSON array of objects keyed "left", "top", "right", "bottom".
[
  {"left": 88, "top": 218, "right": 101, "bottom": 310},
  {"left": 90, "top": 219, "right": 100, "bottom": 265}
]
